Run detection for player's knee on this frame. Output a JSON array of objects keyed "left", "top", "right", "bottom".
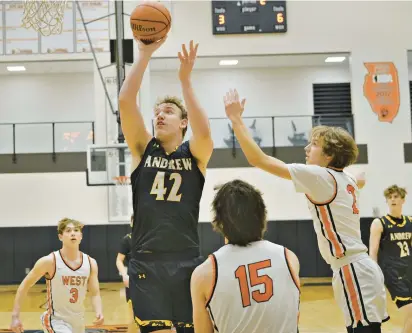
[{"left": 402, "top": 302, "right": 412, "bottom": 322}]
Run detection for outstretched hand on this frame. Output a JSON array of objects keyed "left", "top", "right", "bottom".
[
  {"left": 224, "top": 89, "right": 246, "bottom": 121},
  {"left": 178, "top": 40, "right": 199, "bottom": 82}
]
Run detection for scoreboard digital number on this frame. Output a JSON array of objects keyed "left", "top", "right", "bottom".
[{"left": 212, "top": 0, "right": 287, "bottom": 35}]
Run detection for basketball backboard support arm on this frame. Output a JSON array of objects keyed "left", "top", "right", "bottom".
[
  {"left": 75, "top": 1, "right": 117, "bottom": 117},
  {"left": 114, "top": 0, "right": 126, "bottom": 145},
  {"left": 76, "top": 0, "right": 128, "bottom": 176}
]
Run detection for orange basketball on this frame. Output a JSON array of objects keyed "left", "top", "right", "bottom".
[{"left": 130, "top": 2, "right": 171, "bottom": 45}]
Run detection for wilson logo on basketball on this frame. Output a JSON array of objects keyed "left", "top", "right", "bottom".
[{"left": 131, "top": 24, "right": 156, "bottom": 32}]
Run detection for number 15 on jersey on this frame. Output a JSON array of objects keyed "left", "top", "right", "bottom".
[{"left": 235, "top": 260, "right": 274, "bottom": 307}]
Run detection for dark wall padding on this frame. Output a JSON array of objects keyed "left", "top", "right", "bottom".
[
  {"left": 0, "top": 218, "right": 374, "bottom": 285},
  {"left": 0, "top": 143, "right": 369, "bottom": 174}
]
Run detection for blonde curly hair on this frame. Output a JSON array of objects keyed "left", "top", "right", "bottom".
[
  {"left": 310, "top": 125, "right": 359, "bottom": 169},
  {"left": 57, "top": 218, "right": 84, "bottom": 235},
  {"left": 384, "top": 185, "right": 407, "bottom": 199}
]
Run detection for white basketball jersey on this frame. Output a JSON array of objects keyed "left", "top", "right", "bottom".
[
  {"left": 207, "top": 240, "right": 300, "bottom": 333},
  {"left": 288, "top": 164, "right": 369, "bottom": 270},
  {"left": 44, "top": 250, "right": 91, "bottom": 322},
  {"left": 307, "top": 169, "right": 368, "bottom": 269}
]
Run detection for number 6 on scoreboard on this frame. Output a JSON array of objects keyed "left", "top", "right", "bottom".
[{"left": 276, "top": 13, "right": 284, "bottom": 23}]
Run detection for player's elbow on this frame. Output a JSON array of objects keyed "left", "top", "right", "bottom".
[
  {"left": 247, "top": 154, "right": 264, "bottom": 168},
  {"left": 90, "top": 288, "right": 101, "bottom": 297},
  {"left": 118, "top": 97, "right": 133, "bottom": 112},
  {"left": 368, "top": 246, "right": 378, "bottom": 261}
]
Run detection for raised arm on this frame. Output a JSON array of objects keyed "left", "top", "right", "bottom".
[
  {"left": 179, "top": 41, "right": 213, "bottom": 173},
  {"left": 369, "top": 218, "right": 384, "bottom": 262},
  {"left": 224, "top": 89, "right": 291, "bottom": 180},
  {"left": 88, "top": 257, "right": 104, "bottom": 326},
  {"left": 118, "top": 38, "right": 166, "bottom": 163},
  {"left": 10, "top": 254, "right": 54, "bottom": 333}
]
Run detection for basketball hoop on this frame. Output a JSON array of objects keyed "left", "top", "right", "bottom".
[{"left": 22, "top": 0, "right": 67, "bottom": 36}]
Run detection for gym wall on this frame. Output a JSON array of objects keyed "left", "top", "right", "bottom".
[{"left": 1, "top": 0, "right": 412, "bottom": 284}]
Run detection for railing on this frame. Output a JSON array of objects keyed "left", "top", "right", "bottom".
[
  {"left": 0, "top": 114, "right": 354, "bottom": 162},
  {"left": 0, "top": 121, "right": 95, "bottom": 163},
  {"left": 195, "top": 113, "right": 355, "bottom": 155}
]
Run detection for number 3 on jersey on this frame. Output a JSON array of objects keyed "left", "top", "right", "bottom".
[
  {"left": 150, "top": 171, "right": 182, "bottom": 202},
  {"left": 69, "top": 288, "right": 78, "bottom": 303},
  {"left": 235, "top": 260, "right": 274, "bottom": 307}
]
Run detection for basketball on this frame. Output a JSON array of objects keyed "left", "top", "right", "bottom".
[{"left": 130, "top": 2, "right": 171, "bottom": 45}]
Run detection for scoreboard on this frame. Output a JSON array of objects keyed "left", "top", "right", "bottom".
[{"left": 212, "top": 0, "right": 287, "bottom": 35}]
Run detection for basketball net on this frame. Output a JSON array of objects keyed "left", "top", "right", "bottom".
[
  {"left": 22, "top": 0, "right": 67, "bottom": 36},
  {"left": 113, "top": 176, "right": 131, "bottom": 221}
]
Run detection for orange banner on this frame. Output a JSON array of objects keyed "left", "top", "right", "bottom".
[{"left": 363, "top": 62, "right": 400, "bottom": 123}]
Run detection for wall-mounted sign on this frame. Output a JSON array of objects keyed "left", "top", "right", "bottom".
[{"left": 363, "top": 62, "right": 400, "bottom": 123}]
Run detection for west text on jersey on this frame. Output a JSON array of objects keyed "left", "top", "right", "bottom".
[{"left": 61, "top": 276, "right": 88, "bottom": 286}]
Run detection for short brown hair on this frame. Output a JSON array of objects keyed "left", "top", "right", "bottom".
[
  {"left": 211, "top": 179, "right": 267, "bottom": 247},
  {"left": 57, "top": 218, "right": 84, "bottom": 235},
  {"left": 154, "top": 96, "right": 188, "bottom": 137},
  {"left": 310, "top": 125, "right": 359, "bottom": 169},
  {"left": 384, "top": 185, "right": 407, "bottom": 199}
]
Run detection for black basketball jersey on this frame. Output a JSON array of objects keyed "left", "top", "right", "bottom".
[
  {"left": 378, "top": 214, "right": 412, "bottom": 272},
  {"left": 130, "top": 137, "right": 205, "bottom": 256},
  {"left": 119, "top": 233, "right": 132, "bottom": 267}
]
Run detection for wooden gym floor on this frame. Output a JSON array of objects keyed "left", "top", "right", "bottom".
[{"left": 0, "top": 279, "right": 405, "bottom": 333}]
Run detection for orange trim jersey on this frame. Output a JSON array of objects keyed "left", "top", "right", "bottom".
[
  {"left": 288, "top": 164, "right": 389, "bottom": 329},
  {"left": 206, "top": 240, "right": 300, "bottom": 333},
  {"left": 288, "top": 164, "right": 368, "bottom": 270},
  {"left": 42, "top": 250, "right": 91, "bottom": 331}
]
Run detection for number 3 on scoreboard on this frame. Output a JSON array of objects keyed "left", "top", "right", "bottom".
[{"left": 235, "top": 259, "right": 273, "bottom": 307}]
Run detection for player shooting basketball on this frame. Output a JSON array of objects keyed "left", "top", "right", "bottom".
[
  {"left": 118, "top": 36, "right": 213, "bottom": 333},
  {"left": 223, "top": 89, "right": 389, "bottom": 333},
  {"left": 369, "top": 185, "right": 412, "bottom": 333}
]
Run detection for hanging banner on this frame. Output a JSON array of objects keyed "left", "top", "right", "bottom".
[{"left": 363, "top": 62, "right": 400, "bottom": 123}]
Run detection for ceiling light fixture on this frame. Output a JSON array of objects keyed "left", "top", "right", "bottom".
[
  {"left": 325, "top": 57, "right": 346, "bottom": 63},
  {"left": 7, "top": 65, "right": 26, "bottom": 72},
  {"left": 219, "top": 59, "right": 238, "bottom": 66}
]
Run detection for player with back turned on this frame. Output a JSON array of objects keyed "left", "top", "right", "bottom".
[{"left": 118, "top": 36, "right": 213, "bottom": 333}]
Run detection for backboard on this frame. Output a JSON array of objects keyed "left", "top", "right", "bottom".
[{"left": 86, "top": 143, "right": 133, "bottom": 223}]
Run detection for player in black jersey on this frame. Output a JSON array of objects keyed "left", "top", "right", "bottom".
[
  {"left": 369, "top": 185, "right": 412, "bottom": 333},
  {"left": 116, "top": 215, "right": 138, "bottom": 333},
  {"left": 118, "top": 36, "right": 213, "bottom": 333}
]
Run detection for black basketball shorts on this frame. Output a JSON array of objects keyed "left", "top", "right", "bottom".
[
  {"left": 129, "top": 253, "right": 204, "bottom": 332},
  {"left": 125, "top": 286, "right": 131, "bottom": 303},
  {"left": 383, "top": 266, "right": 412, "bottom": 308}
]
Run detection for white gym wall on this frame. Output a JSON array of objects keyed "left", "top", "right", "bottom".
[{"left": 0, "top": 0, "right": 412, "bottom": 226}]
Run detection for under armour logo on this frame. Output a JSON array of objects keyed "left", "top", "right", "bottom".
[{"left": 138, "top": 274, "right": 146, "bottom": 279}]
